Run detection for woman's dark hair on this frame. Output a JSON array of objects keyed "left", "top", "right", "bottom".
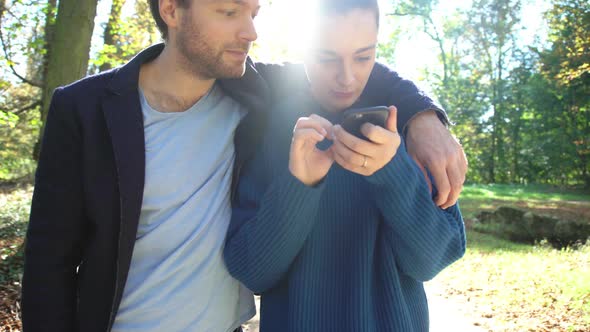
[
  {"left": 318, "top": 0, "right": 380, "bottom": 27},
  {"left": 149, "top": 0, "right": 191, "bottom": 40}
]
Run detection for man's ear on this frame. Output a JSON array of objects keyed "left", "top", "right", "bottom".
[{"left": 159, "top": 0, "right": 181, "bottom": 32}]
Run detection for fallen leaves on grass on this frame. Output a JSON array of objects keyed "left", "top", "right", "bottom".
[
  {"left": 435, "top": 233, "right": 590, "bottom": 332},
  {"left": 0, "top": 284, "right": 21, "bottom": 332}
]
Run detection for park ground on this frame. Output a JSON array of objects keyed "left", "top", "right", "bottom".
[{"left": 1, "top": 183, "right": 589, "bottom": 332}]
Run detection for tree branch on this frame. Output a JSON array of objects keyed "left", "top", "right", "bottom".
[
  {"left": 12, "top": 100, "right": 41, "bottom": 115},
  {"left": 0, "top": 24, "right": 42, "bottom": 87},
  {"left": 386, "top": 11, "right": 420, "bottom": 18}
]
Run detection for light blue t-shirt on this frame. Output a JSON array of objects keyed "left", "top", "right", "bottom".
[{"left": 111, "top": 84, "right": 255, "bottom": 332}]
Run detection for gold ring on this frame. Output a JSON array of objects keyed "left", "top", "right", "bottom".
[{"left": 362, "top": 155, "right": 368, "bottom": 168}]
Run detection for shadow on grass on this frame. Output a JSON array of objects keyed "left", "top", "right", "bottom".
[
  {"left": 462, "top": 184, "right": 590, "bottom": 203},
  {"left": 466, "top": 230, "right": 536, "bottom": 253}
]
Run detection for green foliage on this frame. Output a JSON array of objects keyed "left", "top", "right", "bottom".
[
  {"left": 1, "top": 79, "right": 41, "bottom": 177},
  {"left": 0, "top": 186, "right": 31, "bottom": 285},
  {"left": 91, "top": 0, "right": 160, "bottom": 73},
  {"left": 0, "top": 83, "right": 40, "bottom": 181},
  {"left": 0, "top": 111, "right": 39, "bottom": 181},
  {"left": 376, "top": 16, "right": 402, "bottom": 64},
  {"left": 538, "top": 0, "right": 590, "bottom": 188},
  {"left": 0, "top": 0, "right": 54, "bottom": 84},
  {"left": 391, "top": 0, "right": 589, "bottom": 187},
  {"left": 0, "top": 0, "right": 588, "bottom": 186}
]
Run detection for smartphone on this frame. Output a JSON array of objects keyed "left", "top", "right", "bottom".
[{"left": 340, "top": 106, "right": 389, "bottom": 139}]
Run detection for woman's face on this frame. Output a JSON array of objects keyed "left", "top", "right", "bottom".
[{"left": 304, "top": 8, "right": 378, "bottom": 112}]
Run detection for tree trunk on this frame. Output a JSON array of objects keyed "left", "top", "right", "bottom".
[
  {"left": 495, "top": 52, "right": 505, "bottom": 183},
  {"left": 41, "top": 0, "right": 58, "bottom": 84},
  {"left": 35, "top": 0, "right": 98, "bottom": 158},
  {"left": 32, "top": 0, "right": 58, "bottom": 159},
  {"left": 511, "top": 111, "right": 521, "bottom": 183},
  {"left": 0, "top": 0, "right": 5, "bottom": 21},
  {"left": 489, "top": 78, "right": 498, "bottom": 183},
  {"left": 489, "top": 105, "right": 497, "bottom": 183},
  {"left": 581, "top": 156, "right": 589, "bottom": 189},
  {"left": 100, "top": 0, "right": 126, "bottom": 72}
]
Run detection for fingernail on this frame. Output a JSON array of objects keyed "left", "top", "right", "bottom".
[{"left": 331, "top": 126, "right": 338, "bottom": 136}]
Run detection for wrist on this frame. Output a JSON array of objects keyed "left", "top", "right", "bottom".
[
  {"left": 404, "top": 109, "right": 448, "bottom": 138},
  {"left": 289, "top": 165, "right": 322, "bottom": 187},
  {"left": 366, "top": 144, "right": 419, "bottom": 188}
]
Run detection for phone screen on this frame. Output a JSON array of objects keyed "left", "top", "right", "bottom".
[{"left": 340, "top": 106, "right": 389, "bottom": 139}]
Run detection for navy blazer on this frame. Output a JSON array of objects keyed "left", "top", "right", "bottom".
[
  {"left": 21, "top": 44, "right": 276, "bottom": 332},
  {"left": 22, "top": 43, "right": 447, "bottom": 332}
]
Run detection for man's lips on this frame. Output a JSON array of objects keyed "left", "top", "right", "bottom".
[{"left": 225, "top": 49, "right": 249, "bottom": 59}]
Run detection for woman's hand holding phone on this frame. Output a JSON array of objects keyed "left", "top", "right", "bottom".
[
  {"left": 331, "top": 106, "right": 400, "bottom": 176},
  {"left": 289, "top": 106, "right": 400, "bottom": 184},
  {"left": 289, "top": 114, "right": 335, "bottom": 186}
]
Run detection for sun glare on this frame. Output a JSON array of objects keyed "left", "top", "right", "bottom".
[{"left": 252, "top": 0, "right": 317, "bottom": 63}]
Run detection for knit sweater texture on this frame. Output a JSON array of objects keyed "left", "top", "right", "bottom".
[{"left": 224, "top": 94, "right": 466, "bottom": 332}]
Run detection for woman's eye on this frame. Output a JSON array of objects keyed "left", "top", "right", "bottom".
[{"left": 218, "top": 9, "right": 237, "bottom": 17}]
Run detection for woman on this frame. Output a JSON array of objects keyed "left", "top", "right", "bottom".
[{"left": 224, "top": 0, "right": 466, "bottom": 331}]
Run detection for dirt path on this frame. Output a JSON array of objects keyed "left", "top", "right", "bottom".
[
  {"left": 425, "top": 281, "right": 487, "bottom": 332},
  {"left": 242, "top": 280, "right": 485, "bottom": 332}
]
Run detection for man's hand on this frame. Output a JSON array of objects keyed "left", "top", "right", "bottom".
[
  {"left": 331, "top": 106, "right": 401, "bottom": 176},
  {"left": 406, "top": 110, "right": 468, "bottom": 209},
  {"left": 289, "top": 114, "right": 334, "bottom": 186}
]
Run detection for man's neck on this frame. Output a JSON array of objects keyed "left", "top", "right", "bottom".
[{"left": 139, "top": 45, "right": 215, "bottom": 113}]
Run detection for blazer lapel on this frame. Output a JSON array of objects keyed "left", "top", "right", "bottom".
[
  {"left": 101, "top": 90, "right": 145, "bottom": 254},
  {"left": 101, "top": 89, "right": 145, "bottom": 319},
  {"left": 100, "top": 44, "right": 164, "bottom": 320}
]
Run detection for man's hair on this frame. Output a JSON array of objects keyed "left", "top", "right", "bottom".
[
  {"left": 149, "top": 0, "right": 191, "bottom": 40},
  {"left": 318, "top": 0, "right": 380, "bottom": 27}
]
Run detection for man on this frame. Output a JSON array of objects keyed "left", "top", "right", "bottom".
[{"left": 21, "top": 0, "right": 465, "bottom": 331}]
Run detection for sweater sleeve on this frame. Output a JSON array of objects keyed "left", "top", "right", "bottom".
[
  {"left": 363, "top": 62, "right": 450, "bottom": 135},
  {"left": 365, "top": 141, "right": 466, "bottom": 282},
  {"left": 224, "top": 156, "right": 325, "bottom": 293}
]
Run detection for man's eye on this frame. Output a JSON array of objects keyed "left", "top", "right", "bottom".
[
  {"left": 356, "top": 56, "right": 371, "bottom": 62},
  {"left": 318, "top": 58, "right": 337, "bottom": 64}
]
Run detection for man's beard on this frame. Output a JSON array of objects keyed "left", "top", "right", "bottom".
[{"left": 176, "top": 14, "right": 250, "bottom": 80}]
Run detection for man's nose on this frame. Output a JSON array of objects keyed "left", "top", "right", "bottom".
[{"left": 239, "top": 17, "right": 258, "bottom": 43}]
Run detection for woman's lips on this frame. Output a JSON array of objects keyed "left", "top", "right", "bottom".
[{"left": 331, "top": 90, "right": 355, "bottom": 99}]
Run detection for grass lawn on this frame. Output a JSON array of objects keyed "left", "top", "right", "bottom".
[
  {"left": 435, "top": 184, "right": 590, "bottom": 331},
  {"left": 0, "top": 183, "right": 589, "bottom": 331},
  {"left": 435, "top": 230, "right": 589, "bottom": 331},
  {"left": 460, "top": 183, "right": 590, "bottom": 222}
]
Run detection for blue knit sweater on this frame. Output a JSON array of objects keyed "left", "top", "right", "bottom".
[{"left": 224, "top": 95, "right": 466, "bottom": 332}]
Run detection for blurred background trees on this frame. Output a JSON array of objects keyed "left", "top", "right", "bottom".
[
  {"left": 383, "top": 0, "right": 588, "bottom": 187},
  {"left": 0, "top": 0, "right": 588, "bottom": 188}
]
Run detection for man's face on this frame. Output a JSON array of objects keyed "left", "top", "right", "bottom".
[
  {"left": 304, "top": 9, "right": 378, "bottom": 112},
  {"left": 173, "top": 0, "right": 260, "bottom": 79}
]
